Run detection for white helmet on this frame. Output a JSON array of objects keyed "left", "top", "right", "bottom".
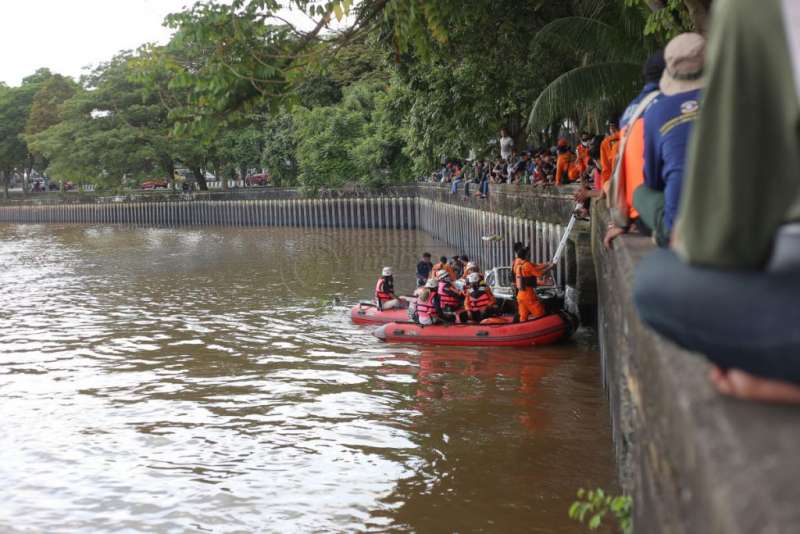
[
  {"left": 436, "top": 269, "right": 450, "bottom": 281},
  {"left": 465, "top": 262, "right": 477, "bottom": 272},
  {"left": 382, "top": 267, "right": 393, "bottom": 277},
  {"left": 425, "top": 278, "right": 438, "bottom": 289},
  {"left": 467, "top": 272, "right": 481, "bottom": 284}
]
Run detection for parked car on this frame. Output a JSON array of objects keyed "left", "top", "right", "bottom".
[
  {"left": 141, "top": 179, "right": 168, "bottom": 190},
  {"left": 245, "top": 173, "right": 270, "bottom": 187}
]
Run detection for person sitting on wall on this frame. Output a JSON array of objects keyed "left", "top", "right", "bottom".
[
  {"left": 631, "top": 33, "right": 704, "bottom": 247},
  {"left": 600, "top": 50, "right": 666, "bottom": 247},
  {"left": 375, "top": 267, "right": 400, "bottom": 310},
  {"left": 513, "top": 246, "right": 554, "bottom": 322},
  {"left": 634, "top": 0, "right": 800, "bottom": 403},
  {"left": 597, "top": 119, "right": 621, "bottom": 194}
]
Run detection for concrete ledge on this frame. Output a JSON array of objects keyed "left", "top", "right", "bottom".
[{"left": 593, "top": 205, "right": 800, "bottom": 534}]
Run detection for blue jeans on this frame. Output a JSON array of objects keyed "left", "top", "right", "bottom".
[
  {"left": 634, "top": 248, "right": 800, "bottom": 384},
  {"left": 450, "top": 179, "right": 462, "bottom": 194},
  {"left": 479, "top": 179, "right": 489, "bottom": 196}
]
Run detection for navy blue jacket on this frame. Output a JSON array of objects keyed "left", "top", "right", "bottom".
[{"left": 643, "top": 89, "right": 702, "bottom": 231}]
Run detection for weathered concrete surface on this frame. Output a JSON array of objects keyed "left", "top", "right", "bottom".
[{"left": 593, "top": 203, "right": 800, "bottom": 534}]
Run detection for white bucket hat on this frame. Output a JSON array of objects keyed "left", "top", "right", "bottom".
[{"left": 660, "top": 32, "right": 706, "bottom": 96}]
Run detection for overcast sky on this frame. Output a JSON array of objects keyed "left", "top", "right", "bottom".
[{"left": 0, "top": 0, "right": 335, "bottom": 87}]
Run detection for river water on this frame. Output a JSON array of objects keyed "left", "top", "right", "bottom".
[{"left": 0, "top": 224, "right": 617, "bottom": 533}]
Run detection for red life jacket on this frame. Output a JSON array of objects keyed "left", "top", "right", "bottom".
[
  {"left": 375, "top": 277, "right": 394, "bottom": 303},
  {"left": 468, "top": 288, "right": 494, "bottom": 312},
  {"left": 438, "top": 280, "right": 461, "bottom": 309},
  {"left": 416, "top": 291, "right": 438, "bottom": 321}
]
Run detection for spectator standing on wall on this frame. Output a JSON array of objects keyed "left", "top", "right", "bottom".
[{"left": 500, "top": 128, "right": 514, "bottom": 162}]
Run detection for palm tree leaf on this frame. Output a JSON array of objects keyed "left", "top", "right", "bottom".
[
  {"left": 531, "top": 17, "right": 647, "bottom": 64},
  {"left": 528, "top": 62, "right": 643, "bottom": 133}
]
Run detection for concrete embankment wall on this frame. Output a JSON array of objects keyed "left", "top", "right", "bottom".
[{"left": 593, "top": 203, "right": 800, "bottom": 534}]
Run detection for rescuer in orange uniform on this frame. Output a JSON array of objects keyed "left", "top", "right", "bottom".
[
  {"left": 555, "top": 138, "right": 573, "bottom": 185},
  {"left": 513, "top": 246, "right": 554, "bottom": 322},
  {"left": 430, "top": 255, "right": 457, "bottom": 281},
  {"left": 598, "top": 120, "right": 621, "bottom": 192},
  {"left": 576, "top": 132, "right": 593, "bottom": 173}
]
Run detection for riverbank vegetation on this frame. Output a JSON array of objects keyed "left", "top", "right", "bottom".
[{"left": 0, "top": 0, "right": 706, "bottom": 195}]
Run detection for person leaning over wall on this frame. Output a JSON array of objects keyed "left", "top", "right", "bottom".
[
  {"left": 597, "top": 50, "right": 666, "bottom": 248},
  {"left": 632, "top": 33, "right": 705, "bottom": 246},
  {"left": 633, "top": 0, "right": 800, "bottom": 403}
]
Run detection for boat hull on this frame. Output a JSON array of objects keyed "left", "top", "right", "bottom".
[
  {"left": 350, "top": 303, "right": 410, "bottom": 325},
  {"left": 373, "top": 312, "right": 577, "bottom": 347}
]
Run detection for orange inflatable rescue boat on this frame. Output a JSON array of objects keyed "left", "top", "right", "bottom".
[{"left": 373, "top": 312, "right": 577, "bottom": 347}]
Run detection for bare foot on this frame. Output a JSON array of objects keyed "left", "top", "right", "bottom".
[
  {"left": 603, "top": 226, "right": 626, "bottom": 249},
  {"left": 709, "top": 366, "right": 800, "bottom": 404}
]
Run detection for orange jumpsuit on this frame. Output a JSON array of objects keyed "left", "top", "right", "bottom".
[
  {"left": 598, "top": 131, "right": 621, "bottom": 191},
  {"left": 555, "top": 152, "right": 572, "bottom": 185},
  {"left": 514, "top": 260, "right": 546, "bottom": 321},
  {"left": 576, "top": 143, "right": 591, "bottom": 172},
  {"left": 430, "top": 262, "right": 457, "bottom": 281}
]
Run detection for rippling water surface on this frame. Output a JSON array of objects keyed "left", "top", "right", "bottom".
[{"left": 0, "top": 224, "right": 616, "bottom": 533}]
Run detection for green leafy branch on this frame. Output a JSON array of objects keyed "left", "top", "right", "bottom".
[{"left": 569, "top": 488, "right": 632, "bottom": 534}]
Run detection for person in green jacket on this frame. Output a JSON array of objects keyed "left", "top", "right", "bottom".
[{"left": 634, "top": 0, "right": 800, "bottom": 403}]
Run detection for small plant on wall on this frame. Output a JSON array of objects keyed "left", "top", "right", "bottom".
[{"left": 569, "top": 488, "right": 632, "bottom": 534}]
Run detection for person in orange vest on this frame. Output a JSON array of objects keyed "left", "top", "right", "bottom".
[
  {"left": 375, "top": 267, "right": 400, "bottom": 310},
  {"left": 436, "top": 269, "right": 464, "bottom": 322},
  {"left": 457, "top": 261, "right": 480, "bottom": 287},
  {"left": 464, "top": 272, "right": 498, "bottom": 323},
  {"left": 597, "top": 119, "right": 621, "bottom": 192},
  {"left": 554, "top": 138, "right": 573, "bottom": 185},
  {"left": 414, "top": 278, "right": 441, "bottom": 325},
  {"left": 429, "top": 255, "right": 457, "bottom": 281},
  {"left": 513, "top": 246, "right": 554, "bottom": 322},
  {"left": 576, "top": 131, "right": 593, "bottom": 173}
]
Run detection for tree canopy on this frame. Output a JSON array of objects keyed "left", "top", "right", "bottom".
[{"left": 0, "top": 0, "right": 705, "bottom": 195}]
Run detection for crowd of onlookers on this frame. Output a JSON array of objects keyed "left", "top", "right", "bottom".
[{"left": 423, "top": 129, "right": 608, "bottom": 199}]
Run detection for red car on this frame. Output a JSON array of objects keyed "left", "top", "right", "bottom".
[
  {"left": 245, "top": 173, "right": 270, "bottom": 186},
  {"left": 141, "top": 179, "right": 168, "bottom": 190}
]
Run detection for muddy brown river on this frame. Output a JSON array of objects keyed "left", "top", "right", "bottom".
[{"left": 0, "top": 224, "right": 616, "bottom": 533}]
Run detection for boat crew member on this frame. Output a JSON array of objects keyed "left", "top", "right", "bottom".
[
  {"left": 416, "top": 252, "right": 433, "bottom": 285},
  {"left": 436, "top": 270, "right": 465, "bottom": 322},
  {"left": 458, "top": 261, "right": 480, "bottom": 288},
  {"left": 375, "top": 267, "right": 400, "bottom": 310},
  {"left": 513, "top": 247, "right": 554, "bottom": 322},
  {"left": 430, "top": 256, "right": 457, "bottom": 281},
  {"left": 415, "top": 278, "right": 441, "bottom": 325},
  {"left": 465, "top": 272, "right": 498, "bottom": 323}
]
